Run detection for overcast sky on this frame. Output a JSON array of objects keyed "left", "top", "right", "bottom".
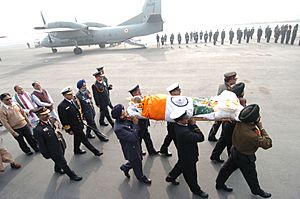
[{"left": 1, "top": 0, "right": 299, "bottom": 38}]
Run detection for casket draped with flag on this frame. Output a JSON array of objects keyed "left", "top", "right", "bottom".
[{"left": 127, "top": 90, "right": 243, "bottom": 122}]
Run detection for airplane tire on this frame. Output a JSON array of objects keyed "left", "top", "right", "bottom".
[
  {"left": 74, "top": 47, "right": 82, "bottom": 55},
  {"left": 52, "top": 48, "right": 58, "bottom": 53},
  {"left": 99, "top": 44, "right": 105, "bottom": 48}
]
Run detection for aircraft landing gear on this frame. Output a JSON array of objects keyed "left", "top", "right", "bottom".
[
  {"left": 73, "top": 47, "right": 82, "bottom": 55},
  {"left": 52, "top": 48, "right": 57, "bottom": 53},
  {"left": 99, "top": 44, "right": 105, "bottom": 48}
]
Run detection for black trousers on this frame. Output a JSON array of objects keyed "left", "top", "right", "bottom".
[
  {"left": 52, "top": 142, "right": 76, "bottom": 178},
  {"left": 216, "top": 147, "right": 262, "bottom": 194},
  {"left": 73, "top": 127, "right": 99, "bottom": 154},
  {"left": 121, "top": 159, "right": 144, "bottom": 180},
  {"left": 210, "top": 122, "right": 234, "bottom": 158},
  {"left": 169, "top": 160, "right": 202, "bottom": 193},
  {"left": 160, "top": 123, "right": 176, "bottom": 152},
  {"left": 208, "top": 121, "right": 221, "bottom": 139},
  {"left": 85, "top": 112, "right": 106, "bottom": 140},
  {"left": 99, "top": 106, "right": 114, "bottom": 125},
  {"left": 14, "top": 125, "right": 39, "bottom": 153},
  {"left": 139, "top": 124, "right": 156, "bottom": 154}
]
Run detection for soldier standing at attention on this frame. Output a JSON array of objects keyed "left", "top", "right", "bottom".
[
  {"left": 221, "top": 29, "right": 226, "bottom": 45},
  {"left": 290, "top": 24, "right": 298, "bottom": 45},
  {"left": 177, "top": 33, "right": 182, "bottom": 45},
  {"left": 229, "top": 29, "right": 234, "bottom": 44},
  {"left": 170, "top": 33, "right": 174, "bottom": 45},
  {"left": 156, "top": 34, "right": 160, "bottom": 47},
  {"left": 204, "top": 31, "right": 208, "bottom": 43},
  {"left": 194, "top": 32, "right": 199, "bottom": 43},
  {"left": 215, "top": 104, "right": 272, "bottom": 198},
  {"left": 257, "top": 26, "right": 263, "bottom": 43},
  {"left": 243, "top": 27, "right": 247, "bottom": 39},
  {"left": 33, "top": 107, "right": 82, "bottom": 181},
  {"left": 208, "top": 72, "right": 237, "bottom": 142},
  {"left": 185, "top": 32, "right": 189, "bottom": 44},
  {"left": 274, "top": 25, "right": 280, "bottom": 43},
  {"left": 285, "top": 25, "right": 292, "bottom": 44},
  {"left": 213, "top": 30, "right": 219, "bottom": 45},
  {"left": 199, "top": 30, "right": 203, "bottom": 41},
  {"left": 209, "top": 30, "right": 213, "bottom": 42}
]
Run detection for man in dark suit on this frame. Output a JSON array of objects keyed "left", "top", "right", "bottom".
[
  {"left": 33, "top": 107, "right": 82, "bottom": 181},
  {"left": 76, "top": 79, "right": 108, "bottom": 141},
  {"left": 92, "top": 71, "right": 114, "bottom": 127},
  {"left": 112, "top": 104, "right": 151, "bottom": 184},
  {"left": 128, "top": 85, "right": 158, "bottom": 156},
  {"left": 58, "top": 87, "right": 102, "bottom": 156},
  {"left": 167, "top": 109, "right": 208, "bottom": 198}
]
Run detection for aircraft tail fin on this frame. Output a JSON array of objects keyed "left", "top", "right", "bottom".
[{"left": 118, "top": 0, "right": 161, "bottom": 26}]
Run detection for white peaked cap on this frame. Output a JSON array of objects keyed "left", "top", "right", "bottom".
[{"left": 167, "top": 82, "right": 179, "bottom": 92}]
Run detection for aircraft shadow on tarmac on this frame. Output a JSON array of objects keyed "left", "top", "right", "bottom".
[{"left": 34, "top": 46, "right": 168, "bottom": 62}]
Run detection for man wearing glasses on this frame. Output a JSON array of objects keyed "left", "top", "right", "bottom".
[{"left": 0, "top": 93, "right": 39, "bottom": 155}]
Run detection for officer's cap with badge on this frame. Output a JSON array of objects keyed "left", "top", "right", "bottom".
[
  {"left": 170, "top": 109, "right": 189, "bottom": 122},
  {"left": 239, "top": 104, "right": 260, "bottom": 123},
  {"left": 224, "top": 72, "right": 237, "bottom": 80},
  {"left": 61, "top": 86, "right": 73, "bottom": 95},
  {"left": 96, "top": 66, "right": 104, "bottom": 72},
  {"left": 128, "top": 84, "right": 139, "bottom": 96},
  {"left": 34, "top": 107, "right": 50, "bottom": 117},
  {"left": 93, "top": 70, "right": 102, "bottom": 77},
  {"left": 167, "top": 82, "right": 180, "bottom": 93}
]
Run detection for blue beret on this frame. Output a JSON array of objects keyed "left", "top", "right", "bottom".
[
  {"left": 77, "top": 79, "right": 86, "bottom": 89},
  {"left": 111, "top": 104, "right": 124, "bottom": 119}
]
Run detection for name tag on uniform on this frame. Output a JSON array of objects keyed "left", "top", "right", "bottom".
[
  {"left": 43, "top": 127, "right": 49, "bottom": 132},
  {"left": 65, "top": 106, "right": 70, "bottom": 110}
]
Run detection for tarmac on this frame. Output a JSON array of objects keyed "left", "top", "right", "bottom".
[{"left": 0, "top": 39, "right": 300, "bottom": 199}]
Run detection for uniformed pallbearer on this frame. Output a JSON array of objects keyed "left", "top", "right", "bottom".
[
  {"left": 58, "top": 87, "right": 102, "bottom": 156},
  {"left": 33, "top": 107, "right": 82, "bottom": 181},
  {"left": 216, "top": 104, "right": 272, "bottom": 198},
  {"left": 167, "top": 109, "right": 208, "bottom": 198}
]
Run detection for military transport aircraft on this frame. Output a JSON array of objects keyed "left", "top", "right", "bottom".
[{"left": 34, "top": 0, "right": 163, "bottom": 55}]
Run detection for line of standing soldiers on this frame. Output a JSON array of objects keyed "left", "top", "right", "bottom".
[{"left": 156, "top": 23, "right": 299, "bottom": 46}]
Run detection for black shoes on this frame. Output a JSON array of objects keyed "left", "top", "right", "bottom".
[
  {"left": 194, "top": 190, "right": 209, "bottom": 198},
  {"left": 70, "top": 175, "right": 83, "bottom": 181},
  {"left": 98, "top": 133, "right": 109, "bottom": 142},
  {"left": 159, "top": 149, "right": 172, "bottom": 157},
  {"left": 120, "top": 165, "right": 130, "bottom": 178},
  {"left": 165, "top": 176, "right": 179, "bottom": 185},
  {"left": 94, "top": 151, "right": 103, "bottom": 156},
  {"left": 253, "top": 190, "right": 272, "bottom": 198},
  {"left": 216, "top": 184, "right": 233, "bottom": 192},
  {"left": 74, "top": 150, "right": 86, "bottom": 155},
  {"left": 210, "top": 156, "right": 225, "bottom": 163},
  {"left": 208, "top": 137, "right": 218, "bottom": 142},
  {"left": 55, "top": 169, "right": 66, "bottom": 175},
  {"left": 87, "top": 134, "right": 96, "bottom": 139},
  {"left": 100, "top": 123, "right": 109, "bottom": 126},
  {"left": 25, "top": 151, "right": 33, "bottom": 156},
  {"left": 139, "top": 176, "right": 152, "bottom": 185},
  {"left": 149, "top": 151, "right": 159, "bottom": 156}
]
